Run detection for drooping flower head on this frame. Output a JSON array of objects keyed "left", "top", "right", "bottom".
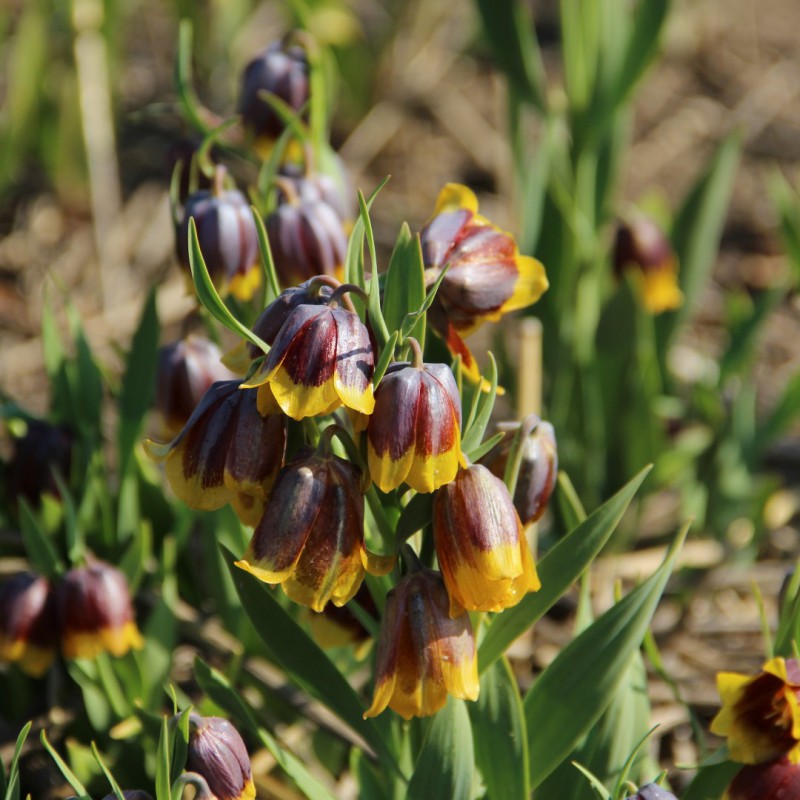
[
  {"left": 236, "top": 435, "right": 393, "bottom": 612},
  {"left": 711, "top": 657, "right": 800, "bottom": 764},
  {"left": 58, "top": 561, "right": 143, "bottom": 660},
  {"left": 433, "top": 463, "right": 541, "bottom": 617},
  {"left": 277, "top": 158, "right": 355, "bottom": 224},
  {"left": 244, "top": 284, "right": 375, "bottom": 420},
  {"left": 155, "top": 334, "right": 237, "bottom": 437},
  {"left": 186, "top": 714, "right": 256, "bottom": 800},
  {"left": 0, "top": 572, "right": 58, "bottom": 677},
  {"left": 364, "top": 566, "right": 479, "bottom": 720},
  {"left": 726, "top": 757, "right": 800, "bottom": 800},
  {"left": 144, "top": 381, "right": 287, "bottom": 527},
  {"left": 613, "top": 214, "right": 682, "bottom": 314},
  {"left": 176, "top": 166, "right": 261, "bottom": 302},
  {"left": 420, "top": 183, "right": 548, "bottom": 380},
  {"left": 479, "top": 414, "right": 558, "bottom": 525},
  {"left": 367, "top": 340, "right": 465, "bottom": 494}
]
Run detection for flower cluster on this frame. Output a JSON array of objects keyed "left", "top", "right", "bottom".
[
  {"left": 0, "top": 560, "right": 143, "bottom": 676},
  {"left": 149, "top": 177, "right": 555, "bottom": 719}
]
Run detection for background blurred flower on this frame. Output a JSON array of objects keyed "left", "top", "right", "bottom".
[
  {"left": 364, "top": 567, "right": 479, "bottom": 719},
  {"left": 725, "top": 757, "right": 800, "bottom": 799}
]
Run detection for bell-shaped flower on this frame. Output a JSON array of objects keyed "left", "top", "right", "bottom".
[
  {"left": 175, "top": 167, "right": 261, "bottom": 302},
  {"left": 186, "top": 714, "right": 256, "bottom": 800},
  {"left": 58, "top": 561, "right": 144, "bottom": 660},
  {"left": 0, "top": 572, "right": 58, "bottom": 677},
  {"left": 479, "top": 414, "right": 558, "bottom": 525},
  {"left": 367, "top": 342, "right": 465, "bottom": 493},
  {"left": 433, "top": 463, "right": 541, "bottom": 616},
  {"left": 726, "top": 758, "right": 800, "bottom": 800},
  {"left": 236, "top": 442, "right": 393, "bottom": 612},
  {"left": 244, "top": 286, "right": 375, "bottom": 420},
  {"left": 144, "top": 381, "right": 287, "bottom": 527},
  {"left": 613, "top": 214, "right": 682, "bottom": 314},
  {"left": 623, "top": 784, "right": 678, "bottom": 800},
  {"left": 711, "top": 657, "right": 800, "bottom": 764},
  {"left": 364, "top": 566, "right": 479, "bottom": 719},
  {"left": 155, "top": 335, "right": 236, "bottom": 437},
  {"left": 7, "top": 419, "right": 73, "bottom": 506},
  {"left": 420, "top": 183, "right": 548, "bottom": 380}
]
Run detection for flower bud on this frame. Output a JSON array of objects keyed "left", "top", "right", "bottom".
[
  {"left": 145, "top": 381, "right": 287, "bottom": 527},
  {"left": 6, "top": 419, "right": 73, "bottom": 506},
  {"left": 711, "top": 656, "right": 800, "bottom": 764},
  {"left": 613, "top": 215, "right": 682, "bottom": 314},
  {"left": 155, "top": 335, "right": 237, "bottom": 437},
  {"left": 239, "top": 38, "right": 309, "bottom": 153},
  {"left": 0, "top": 572, "right": 57, "bottom": 677},
  {"left": 236, "top": 447, "right": 393, "bottom": 612},
  {"left": 726, "top": 757, "right": 800, "bottom": 800},
  {"left": 59, "top": 561, "right": 144, "bottom": 660},
  {"left": 176, "top": 171, "right": 260, "bottom": 302},
  {"left": 479, "top": 415, "right": 558, "bottom": 525},
  {"left": 364, "top": 567, "right": 479, "bottom": 719},
  {"left": 367, "top": 357, "right": 465, "bottom": 493},
  {"left": 266, "top": 192, "right": 348, "bottom": 287},
  {"left": 433, "top": 464, "right": 541, "bottom": 616},
  {"left": 187, "top": 714, "right": 256, "bottom": 800},
  {"left": 623, "top": 783, "right": 678, "bottom": 800}
]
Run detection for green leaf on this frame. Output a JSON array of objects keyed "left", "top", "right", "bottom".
[
  {"left": 155, "top": 716, "right": 172, "bottom": 800},
  {"left": 768, "top": 166, "right": 800, "bottom": 283},
  {"left": 478, "top": 466, "right": 652, "bottom": 673},
  {"left": 40, "top": 731, "right": 91, "bottom": 800},
  {"left": 407, "top": 697, "right": 474, "bottom": 800},
  {"left": 524, "top": 522, "right": 688, "bottom": 788},
  {"left": 758, "top": 371, "right": 800, "bottom": 452},
  {"left": 372, "top": 331, "right": 398, "bottom": 387},
  {"left": 170, "top": 710, "right": 191, "bottom": 800},
  {"left": 556, "top": 471, "right": 588, "bottom": 531},
  {"left": 395, "top": 492, "right": 434, "bottom": 544},
  {"left": 117, "top": 289, "right": 159, "bottom": 479},
  {"left": 252, "top": 206, "right": 281, "bottom": 303},
  {"left": 474, "top": 0, "right": 547, "bottom": 112},
  {"left": 468, "top": 657, "right": 529, "bottom": 800},
  {"left": 2, "top": 722, "right": 31, "bottom": 800},
  {"left": 18, "top": 499, "right": 63, "bottom": 578},
  {"left": 224, "top": 548, "right": 401, "bottom": 775},
  {"left": 90, "top": 743, "right": 125, "bottom": 800},
  {"left": 187, "top": 219, "right": 270, "bottom": 354},
  {"left": 344, "top": 177, "right": 391, "bottom": 296},
  {"left": 194, "top": 658, "right": 338, "bottom": 800},
  {"left": 681, "top": 760, "right": 740, "bottom": 800},
  {"left": 67, "top": 307, "right": 104, "bottom": 442},
  {"left": 461, "top": 353, "right": 498, "bottom": 456},
  {"left": 383, "top": 224, "right": 426, "bottom": 347}
]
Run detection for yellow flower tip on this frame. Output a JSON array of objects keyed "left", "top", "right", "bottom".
[
  {"left": 335, "top": 375, "right": 375, "bottom": 416},
  {"left": 269, "top": 365, "right": 342, "bottom": 420},
  {"left": 362, "top": 550, "right": 396, "bottom": 577},
  {"left": 498, "top": 255, "right": 549, "bottom": 315},
  {"left": 142, "top": 437, "right": 171, "bottom": 462},
  {"left": 17, "top": 644, "right": 56, "bottom": 678},
  {"left": 433, "top": 183, "right": 479, "bottom": 216},
  {"left": 640, "top": 266, "right": 683, "bottom": 314},
  {"left": 62, "top": 622, "right": 143, "bottom": 660},
  {"left": 228, "top": 264, "right": 262, "bottom": 302}
]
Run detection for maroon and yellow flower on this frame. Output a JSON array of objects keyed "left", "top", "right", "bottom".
[
  {"left": 0, "top": 572, "right": 57, "bottom": 677},
  {"left": 433, "top": 463, "right": 541, "bottom": 616},
  {"left": 711, "top": 657, "right": 800, "bottom": 764},
  {"left": 420, "top": 183, "right": 548, "bottom": 380},
  {"left": 144, "top": 381, "right": 287, "bottom": 527},
  {"left": 364, "top": 567, "right": 479, "bottom": 719},
  {"left": 479, "top": 414, "right": 558, "bottom": 525},
  {"left": 613, "top": 214, "right": 682, "bottom": 314},
  {"left": 367, "top": 345, "right": 465, "bottom": 493},
  {"left": 244, "top": 288, "right": 375, "bottom": 420},
  {"left": 236, "top": 447, "right": 393, "bottom": 612},
  {"left": 187, "top": 714, "right": 256, "bottom": 800},
  {"left": 726, "top": 757, "right": 800, "bottom": 800},
  {"left": 59, "top": 561, "right": 143, "bottom": 660}
]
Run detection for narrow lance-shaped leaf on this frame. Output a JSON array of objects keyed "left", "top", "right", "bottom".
[
  {"left": 40, "top": 732, "right": 91, "bottom": 800},
  {"left": 383, "top": 224, "right": 426, "bottom": 348},
  {"left": 91, "top": 742, "right": 125, "bottom": 800},
  {"left": 478, "top": 465, "right": 651, "bottom": 673},
  {"left": 524, "top": 521, "right": 689, "bottom": 788}
]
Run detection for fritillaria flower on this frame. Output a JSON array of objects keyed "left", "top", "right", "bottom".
[
  {"left": 711, "top": 657, "right": 800, "bottom": 764},
  {"left": 0, "top": 572, "right": 57, "bottom": 677},
  {"left": 364, "top": 566, "right": 479, "bottom": 720},
  {"left": 367, "top": 340, "right": 465, "bottom": 493},
  {"left": 726, "top": 757, "right": 800, "bottom": 800},
  {"left": 59, "top": 561, "right": 143, "bottom": 660},
  {"left": 244, "top": 285, "right": 375, "bottom": 420},
  {"left": 613, "top": 214, "right": 682, "bottom": 314},
  {"left": 6, "top": 419, "right": 73, "bottom": 506},
  {"left": 239, "top": 37, "right": 309, "bottom": 156},
  {"left": 186, "top": 714, "right": 256, "bottom": 800},
  {"left": 176, "top": 167, "right": 261, "bottom": 302},
  {"left": 433, "top": 464, "right": 541, "bottom": 616},
  {"left": 420, "top": 183, "right": 548, "bottom": 380},
  {"left": 145, "top": 381, "right": 286, "bottom": 527},
  {"left": 155, "top": 335, "right": 236, "bottom": 437},
  {"left": 236, "top": 442, "right": 393, "bottom": 612},
  {"left": 623, "top": 784, "right": 678, "bottom": 800},
  {"left": 479, "top": 414, "right": 558, "bottom": 525},
  {"left": 277, "top": 159, "right": 355, "bottom": 223}
]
